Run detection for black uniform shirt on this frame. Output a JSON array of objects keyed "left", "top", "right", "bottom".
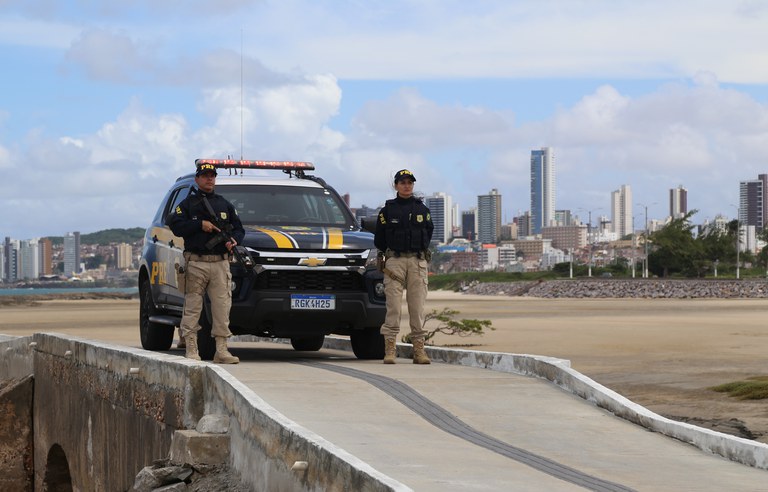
[{"left": 166, "top": 187, "right": 245, "bottom": 255}]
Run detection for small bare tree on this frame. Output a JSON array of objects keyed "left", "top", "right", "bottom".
[{"left": 402, "top": 308, "right": 494, "bottom": 344}]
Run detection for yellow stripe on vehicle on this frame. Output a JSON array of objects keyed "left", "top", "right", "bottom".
[
  {"left": 256, "top": 227, "right": 295, "bottom": 248},
  {"left": 327, "top": 228, "right": 343, "bottom": 249}
]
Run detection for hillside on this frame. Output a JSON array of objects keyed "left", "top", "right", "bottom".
[{"left": 47, "top": 227, "right": 145, "bottom": 246}]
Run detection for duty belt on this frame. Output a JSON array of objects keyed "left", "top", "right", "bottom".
[
  {"left": 184, "top": 252, "right": 227, "bottom": 262},
  {"left": 386, "top": 249, "right": 420, "bottom": 258}
]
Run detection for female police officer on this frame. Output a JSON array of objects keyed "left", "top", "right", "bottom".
[{"left": 374, "top": 169, "right": 434, "bottom": 364}]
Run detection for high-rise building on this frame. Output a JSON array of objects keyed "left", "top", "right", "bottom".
[
  {"left": 116, "top": 243, "right": 134, "bottom": 270},
  {"left": 610, "top": 185, "right": 633, "bottom": 238},
  {"left": 19, "top": 239, "right": 40, "bottom": 280},
  {"left": 530, "top": 147, "right": 556, "bottom": 234},
  {"left": 478, "top": 189, "right": 502, "bottom": 243},
  {"left": 554, "top": 209, "right": 574, "bottom": 227},
  {"left": 63, "top": 231, "right": 81, "bottom": 277},
  {"left": 353, "top": 204, "right": 379, "bottom": 222},
  {"left": 451, "top": 203, "right": 461, "bottom": 239},
  {"left": 669, "top": 185, "right": 688, "bottom": 220},
  {"left": 461, "top": 209, "right": 476, "bottom": 241},
  {"left": 516, "top": 212, "right": 532, "bottom": 238},
  {"left": 425, "top": 192, "right": 453, "bottom": 244},
  {"left": 739, "top": 174, "right": 768, "bottom": 232},
  {"left": 3, "top": 237, "right": 19, "bottom": 283},
  {"left": 39, "top": 238, "right": 53, "bottom": 276}
]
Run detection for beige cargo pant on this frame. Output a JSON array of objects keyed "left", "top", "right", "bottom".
[
  {"left": 180, "top": 257, "right": 233, "bottom": 339},
  {"left": 380, "top": 254, "right": 428, "bottom": 340}
]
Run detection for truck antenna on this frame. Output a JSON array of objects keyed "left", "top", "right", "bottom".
[{"left": 240, "top": 28, "right": 244, "bottom": 174}]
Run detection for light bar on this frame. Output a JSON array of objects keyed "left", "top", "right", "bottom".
[{"left": 195, "top": 158, "right": 315, "bottom": 171}]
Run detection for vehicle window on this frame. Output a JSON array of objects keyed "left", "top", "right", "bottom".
[
  {"left": 219, "top": 185, "right": 355, "bottom": 227},
  {"left": 167, "top": 186, "right": 191, "bottom": 218}
]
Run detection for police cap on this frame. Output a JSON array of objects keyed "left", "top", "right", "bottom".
[
  {"left": 394, "top": 169, "right": 416, "bottom": 183},
  {"left": 196, "top": 163, "right": 218, "bottom": 177}
]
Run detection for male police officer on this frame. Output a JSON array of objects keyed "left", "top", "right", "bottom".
[
  {"left": 166, "top": 163, "right": 244, "bottom": 363},
  {"left": 374, "top": 169, "right": 434, "bottom": 364}
]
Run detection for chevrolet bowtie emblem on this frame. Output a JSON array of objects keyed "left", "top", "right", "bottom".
[{"left": 298, "top": 257, "right": 327, "bottom": 267}]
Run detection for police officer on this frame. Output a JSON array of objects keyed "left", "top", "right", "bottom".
[
  {"left": 166, "top": 163, "right": 244, "bottom": 364},
  {"left": 374, "top": 169, "right": 434, "bottom": 364}
]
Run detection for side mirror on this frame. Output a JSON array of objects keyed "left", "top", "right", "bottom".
[{"left": 360, "top": 217, "right": 377, "bottom": 234}]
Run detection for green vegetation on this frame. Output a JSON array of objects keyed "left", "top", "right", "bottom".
[
  {"left": 47, "top": 227, "right": 144, "bottom": 245},
  {"left": 648, "top": 210, "right": 768, "bottom": 278},
  {"left": 402, "top": 308, "right": 494, "bottom": 345},
  {"left": 711, "top": 376, "right": 768, "bottom": 400}
]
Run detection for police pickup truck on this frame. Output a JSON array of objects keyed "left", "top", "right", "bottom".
[{"left": 138, "top": 159, "right": 386, "bottom": 360}]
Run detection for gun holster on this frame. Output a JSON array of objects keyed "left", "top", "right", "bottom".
[{"left": 175, "top": 261, "right": 187, "bottom": 294}]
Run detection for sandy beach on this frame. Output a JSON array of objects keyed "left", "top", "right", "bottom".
[{"left": 1, "top": 291, "right": 766, "bottom": 443}]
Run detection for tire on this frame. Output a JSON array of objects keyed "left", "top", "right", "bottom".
[
  {"left": 350, "top": 327, "right": 385, "bottom": 360},
  {"left": 139, "top": 277, "right": 174, "bottom": 351},
  {"left": 197, "top": 302, "right": 216, "bottom": 361},
  {"left": 290, "top": 335, "right": 325, "bottom": 352}
]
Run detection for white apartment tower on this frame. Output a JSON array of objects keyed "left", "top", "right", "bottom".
[
  {"left": 425, "top": 192, "right": 453, "bottom": 245},
  {"left": 530, "top": 147, "right": 555, "bottom": 235},
  {"left": 116, "top": 243, "right": 134, "bottom": 270},
  {"left": 610, "top": 185, "right": 633, "bottom": 238},
  {"left": 63, "top": 231, "right": 81, "bottom": 277},
  {"left": 19, "top": 239, "right": 40, "bottom": 280}
]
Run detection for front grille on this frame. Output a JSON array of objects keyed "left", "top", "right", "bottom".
[
  {"left": 255, "top": 270, "right": 364, "bottom": 291},
  {"left": 255, "top": 257, "right": 366, "bottom": 267}
]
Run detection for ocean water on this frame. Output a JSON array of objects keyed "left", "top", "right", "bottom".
[{"left": 0, "top": 287, "right": 138, "bottom": 296}]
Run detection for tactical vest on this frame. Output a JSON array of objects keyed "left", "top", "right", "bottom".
[{"left": 383, "top": 199, "right": 430, "bottom": 252}]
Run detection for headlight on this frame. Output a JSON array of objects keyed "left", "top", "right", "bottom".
[{"left": 365, "top": 248, "right": 380, "bottom": 268}]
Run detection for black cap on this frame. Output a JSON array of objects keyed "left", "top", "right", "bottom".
[
  {"left": 394, "top": 169, "right": 416, "bottom": 183},
  {"left": 196, "top": 163, "right": 217, "bottom": 177}
]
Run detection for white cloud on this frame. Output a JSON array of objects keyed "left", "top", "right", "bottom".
[
  {"left": 245, "top": 1, "right": 768, "bottom": 83},
  {"left": 0, "top": 144, "right": 10, "bottom": 169},
  {"left": 194, "top": 73, "right": 344, "bottom": 161},
  {"left": 351, "top": 88, "right": 512, "bottom": 151},
  {"left": 65, "top": 28, "right": 159, "bottom": 83},
  {"left": 0, "top": 15, "right": 79, "bottom": 49}
]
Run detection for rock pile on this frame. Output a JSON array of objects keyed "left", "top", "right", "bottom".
[{"left": 463, "top": 279, "right": 768, "bottom": 299}]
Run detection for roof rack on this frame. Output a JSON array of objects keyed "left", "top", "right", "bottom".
[{"left": 194, "top": 159, "right": 315, "bottom": 171}]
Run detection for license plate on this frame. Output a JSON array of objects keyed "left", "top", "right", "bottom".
[{"left": 290, "top": 294, "right": 335, "bottom": 310}]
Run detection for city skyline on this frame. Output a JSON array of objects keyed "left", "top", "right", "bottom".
[{"left": 1, "top": 3, "right": 767, "bottom": 239}]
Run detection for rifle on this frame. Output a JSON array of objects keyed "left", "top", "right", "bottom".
[{"left": 201, "top": 196, "right": 255, "bottom": 272}]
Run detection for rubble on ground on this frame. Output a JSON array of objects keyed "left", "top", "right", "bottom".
[{"left": 463, "top": 279, "right": 768, "bottom": 298}]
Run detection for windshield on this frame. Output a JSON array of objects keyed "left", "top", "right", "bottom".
[{"left": 218, "top": 184, "right": 356, "bottom": 228}]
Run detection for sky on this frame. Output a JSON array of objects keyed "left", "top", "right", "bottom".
[{"left": 2, "top": 0, "right": 768, "bottom": 239}]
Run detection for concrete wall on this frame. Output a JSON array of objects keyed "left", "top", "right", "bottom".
[
  {"left": 0, "top": 334, "right": 409, "bottom": 492},
  {"left": 31, "top": 333, "right": 204, "bottom": 491},
  {"left": 0, "top": 336, "right": 35, "bottom": 491}
]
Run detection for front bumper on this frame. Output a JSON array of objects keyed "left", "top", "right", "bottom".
[{"left": 228, "top": 269, "right": 386, "bottom": 337}]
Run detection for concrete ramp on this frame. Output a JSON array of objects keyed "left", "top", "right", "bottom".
[
  {"left": 222, "top": 337, "right": 768, "bottom": 491},
  {"left": 3, "top": 333, "right": 767, "bottom": 491}
]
